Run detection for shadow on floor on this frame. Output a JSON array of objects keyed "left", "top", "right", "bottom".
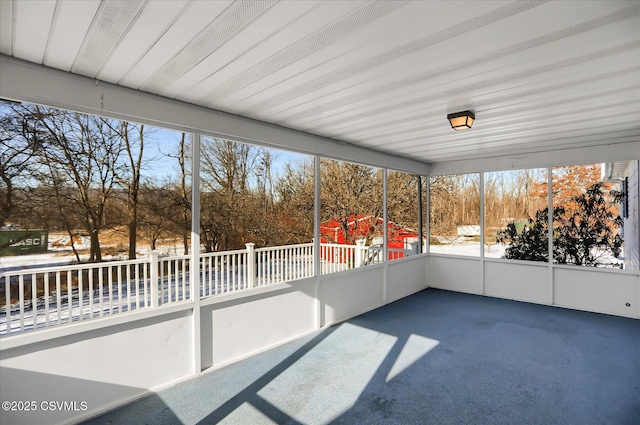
[{"left": 84, "top": 289, "right": 640, "bottom": 425}]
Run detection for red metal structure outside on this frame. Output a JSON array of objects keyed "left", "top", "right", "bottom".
[{"left": 319, "top": 215, "right": 421, "bottom": 261}]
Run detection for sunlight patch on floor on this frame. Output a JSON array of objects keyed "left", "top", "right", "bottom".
[
  {"left": 386, "top": 334, "right": 439, "bottom": 382},
  {"left": 257, "top": 323, "right": 397, "bottom": 424},
  {"left": 218, "top": 401, "right": 278, "bottom": 425}
]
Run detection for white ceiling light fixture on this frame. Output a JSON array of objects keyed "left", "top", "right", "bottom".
[{"left": 447, "top": 110, "right": 475, "bottom": 131}]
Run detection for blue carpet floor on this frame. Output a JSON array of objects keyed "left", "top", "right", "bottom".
[{"left": 83, "top": 289, "right": 640, "bottom": 425}]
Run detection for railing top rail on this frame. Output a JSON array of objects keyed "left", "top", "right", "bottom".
[
  {"left": 255, "top": 243, "right": 314, "bottom": 252},
  {"left": 319, "top": 243, "right": 358, "bottom": 248},
  {"left": 158, "top": 254, "right": 191, "bottom": 261},
  {"left": 1, "top": 258, "right": 148, "bottom": 276},
  {"left": 199, "top": 249, "right": 247, "bottom": 257}
]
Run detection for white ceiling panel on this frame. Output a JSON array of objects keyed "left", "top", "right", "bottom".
[
  {"left": 0, "top": 0, "right": 13, "bottom": 56},
  {"left": 118, "top": 0, "right": 234, "bottom": 88},
  {"left": 12, "top": 0, "right": 56, "bottom": 64},
  {"left": 1, "top": 0, "right": 638, "bottom": 166},
  {"left": 188, "top": 0, "right": 372, "bottom": 104},
  {"left": 97, "top": 0, "right": 190, "bottom": 82},
  {"left": 159, "top": 0, "right": 323, "bottom": 99},
  {"left": 218, "top": 1, "right": 458, "bottom": 109},
  {"left": 72, "top": 0, "right": 147, "bottom": 77},
  {"left": 140, "top": 0, "right": 280, "bottom": 94},
  {"left": 44, "top": 0, "right": 101, "bottom": 71}
]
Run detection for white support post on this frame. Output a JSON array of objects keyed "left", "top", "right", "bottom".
[
  {"left": 425, "top": 176, "right": 430, "bottom": 254},
  {"left": 149, "top": 250, "right": 159, "bottom": 308},
  {"left": 355, "top": 239, "right": 365, "bottom": 267},
  {"left": 480, "top": 172, "right": 485, "bottom": 295},
  {"left": 383, "top": 169, "right": 388, "bottom": 303},
  {"left": 246, "top": 243, "right": 256, "bottom": 289},
  {"left": 314, "top": 156, "right": 321, "bottom": 329},
  {"left": 383, "top": 169, "right": 388, "bottom": 262},
  {"left": 191, "top": 132, "right": 201, "bottom": 301},
  {"left": 192, "top": 132, "right": 202, "bottom": 374},
  {"left": 314, "top": 156, "right": 321, "bottom": 277},
  {"left": 548, "top": 166, "right": 554, "bottom": 304}
]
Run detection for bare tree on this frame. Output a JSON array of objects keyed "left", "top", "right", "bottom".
[
  {"left": 199, "top": 138, "right": 263, "bottom": 250},
  {"left": 29, "top": 107, "right": 124, "bottom": 262},
  {"left": 113, "top": 121, "right": 152, "bottom": 259},
  {"left": 0, "top": 101, "right": 40, "bottom": 226},
  {"left": 273, "top": 159, "right": 314, "bottom": 245},
  {"left": 320, "top": 159, "right": 383, "bottom": 245},
  {"left": 162, "top": 133, "right": 193, "bottom": 254},
  {"left": 137, "top": 181, "right": 176, "bottom": 250}
]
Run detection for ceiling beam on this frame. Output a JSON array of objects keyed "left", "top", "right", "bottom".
[
  {"left": 0, "top": 55, "right": 431, "bottom": 175},
  {"left": 429, "top": 141, "right": 640, "bottom": 176}
]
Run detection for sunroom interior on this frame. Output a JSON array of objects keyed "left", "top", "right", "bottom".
[{"left": 0, "top": 1, "right": 639, "bottom": 424}]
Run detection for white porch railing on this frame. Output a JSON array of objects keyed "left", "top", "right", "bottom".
[
  {"left": 200, "top": 248, "right": 249, "bottom": 297},
  {"left": 1, "top": 242, "right": 412, "bottom": 335},
  {"left": 319, "top": 241, "right": 410, "bottom": 273},
  {"left": 0, "top": 255, "right": 192, "bottom": 335},
  {"left": 256, "top": 243, "right": 314, "bottom": 287}
]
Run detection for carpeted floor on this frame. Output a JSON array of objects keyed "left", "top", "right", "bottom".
[{"left": 83, "top": 288, "right": 640, "bottom": 425}]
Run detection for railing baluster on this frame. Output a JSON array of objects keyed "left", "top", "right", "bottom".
[
  {"left": 3, "top": 275, "right": 10, "bottom": 334},
  {"left": 89, "top": 268, "right": 94, "bottom": 319},
  {"left": 117, "top": 265, "right": 123, "bottom": 313},
  {"left": 173, "top": 258, "right": 179, "bottom": 300},
  {"left": 177, "top": 258, "right": 181, "bottom": 301},
  {"left": 67, "top": 271, "right": 73, "bottom": 323},
  {"left": 19, "top": 274, "right": 24, "bottom": 331},
  {"left": 44, "top": 272, "right": 50, "bottom": 327},
  {"left": 268, "top": 252, "right": 272, "bottom": 285},
  {"left": 126, "top": 264, "right": 131, "bottom": 311},
  {"left": 99, "top": 266, "right": 104, "bottom": 317},
  {"left": 263, "top": 251, "right": 267, "bottom": 285},
  {"left": 78, "top": 269, "right": 83, "bottom": 321},
  {"left": 208, "top": 257, "right": 212, "bottom": 296},
  {"left": 160, "top": 258, "right": 166, "bottom": 305},
  {"left": 31, "top": 273, "right": 37, "bottom": 329},
  {"left": 56, "top": 272, "right": 61, "bottom": 325},
  {"left": 186, "top": 257, "right": 190, "bottom": 299},
  {"left": 276, "top": 249, "right": 280, "bottom": 281},
  {"left": 177, "top": 259, "right": 181, "bottom": 301},
  {"left": 108, "top": 266, "right": 113, "bottom": 315},
  {"left": 226, "top": 254, "right": 230, "bottom": 293},
  {"left": 143, "top": 262, "right": 148, "bottom": 307},
  {"left": 168, "top": 259, "right": 174, "bottom": 301},
  {"left": 285, "top": 248, "right": 290, "bottom": 282},
  {"left": 182, "top": 258, "right": 187, "bottom": 301},
  {"left": 262, "top": 250, "right": 266, "bottom": 285},
  {"left": 132, "top": 264, "right": 137, "bottom": 309},
  {"left": 232, "top": 253, "right": 236, "bottom": 291},
  {"left": 214, "top": 255, "right": 219, "bottom": 295},
  {"left": 166, "top": 260, "right": 171, "bottom": 302},
  {"left": 136, "top": 263, "right": 142, "bottom": 308}
]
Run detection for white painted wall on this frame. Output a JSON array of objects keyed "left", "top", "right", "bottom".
[
  {"left": 427, "top": 256, "right": 483, "bottom": 294},
  {"left": 425, "top": 256, "right": 639, "bottom": 319},
  {"left": 554, "top": 267, "right": 640, "bottom": 317},
  {"left": 0, "top": 308, "right": 194, "bottom": 425},
  {"left": 320, "top": 266, "right": 384, "bottom": 326},
  {"left": 201, "top": 279, "right": 317, "bottom": 369},
  {"left": 484, "top": 260, "right": 550, "bottom": 305},
  {"left": 387, "top": 256, "right": 428, "bottom": 303}
]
